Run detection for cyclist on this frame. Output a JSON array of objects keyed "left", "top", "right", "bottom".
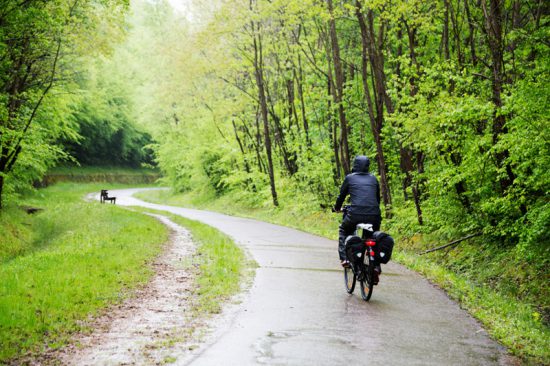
[{"left": 333, "top": 155, "right": 382, "bottom": 278}]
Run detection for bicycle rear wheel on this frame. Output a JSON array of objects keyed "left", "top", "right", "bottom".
[
  {"left": 344, "top": 266, "right": 356, "bottom": 294},
  {"left": 360, "top": 257, "right": 374, "bottom": 301}
]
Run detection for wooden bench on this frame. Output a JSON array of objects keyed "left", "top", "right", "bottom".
[{"left": 100, "top": 189, "right": 116, "bottom": 204}]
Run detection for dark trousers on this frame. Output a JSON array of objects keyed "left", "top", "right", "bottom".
[{"left": 338, "top": 214, "right": 381, "bottom": 260}]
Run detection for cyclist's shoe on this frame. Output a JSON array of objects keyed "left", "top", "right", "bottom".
[
  {"left": 341, "top": 259, "right": 351, "bottom": 268},
  {"left": 373, "top": 265, "right": 381, "bottom": 285}
]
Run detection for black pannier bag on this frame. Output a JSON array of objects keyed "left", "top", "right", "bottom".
[
  {"left": 373, "top": 231, "right": 394, "bottom": 264},
  {"left": 345, "top": 235, "right": 364, "bottom": 264}
]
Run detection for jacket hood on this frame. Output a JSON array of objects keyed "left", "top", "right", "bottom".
[{"left": 352, "top": 155, "right": 370, "bottom": 173}]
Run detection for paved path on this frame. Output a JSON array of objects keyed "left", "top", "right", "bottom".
[{"left": 109, "top": 188, "right": 513, "bottom": 366}]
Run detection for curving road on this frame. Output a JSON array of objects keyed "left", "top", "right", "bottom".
[{"left": 109, "top": 188, "right": 513, "bottom": 366}]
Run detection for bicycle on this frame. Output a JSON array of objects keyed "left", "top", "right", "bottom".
[
  {"left": 336, "top": 206, "right": 378, "bottom": 301},
  {"left": 344, "top": 223, "right": 378, "bottom": 301}
]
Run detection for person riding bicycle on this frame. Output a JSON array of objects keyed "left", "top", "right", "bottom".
[{"left": 333, "top": 155, "right": 382, "bottom": 276}]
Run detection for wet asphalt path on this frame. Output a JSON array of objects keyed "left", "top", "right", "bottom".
[{"left": 109, "top": 188, "right": 512, "bottom": 366}]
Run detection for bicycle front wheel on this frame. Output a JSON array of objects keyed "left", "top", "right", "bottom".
[
  {"left": 344, "top": 266, "right": 356, "bottom": 294},
  {"left": 360, "top": 257, "right": 374, "bottom": 301}
]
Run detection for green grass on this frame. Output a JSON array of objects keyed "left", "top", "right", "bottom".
[
  {"left": 137, "top": 188, "right": 549, "bottom": 365},
  {"left": 0, "top": 183, "right": 168, "bottom": 362},
  {"left": 132, "top": 207, "right": 253, "bottom": 316},
  {"left": 395, "top": 252, "right": 549, "bottom": 365}
]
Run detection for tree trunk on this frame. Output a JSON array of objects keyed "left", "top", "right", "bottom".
[
  {"left": 400, "top": 19, "right": 425, "bottom": 224},
  {"left": 482, "top": 0, "right": 515, "bottom": 192},
  {"left": 328, "top": 71, "right": 341, "bottom": 185},
  {"left": 232, "top": 120, "right": 251, "bottom": 174},
  {"left": 269, "top": 106, "right": 298, "bottom": 176},
  {"left": 251, "top": 16, "right": 278, "bottom": 206},
  {"left": 355, "top": 2, "right": 393, "bottom": 218},
  {"left": 442, "top": 0, "right": 451, "bottom": 60},
  {"left": 448, "top": 0, "right": 463, "bottom": 65},
  {"left": 287, "top": 75, "right": 300, "bottom": 135},
  {"left": 327, "top": 0, "right": 350, "bottom": 175},
  {"left": 251, "top": 113, "right": 266, "bottom": 173},
  {"left": 323, "top": 29, "right": 342, "bottom": 184},
  {"left": 464, "top": 0, "right": 478, "bottom": 65},
  {"left": 0, "top": 174, "right": 4, "bottom": 209},
  {"left": 240, "top": 113, "right": 265, "bottom": 173},
  {"left": 414, "top": 151, "right": 425, "bottom": 225},
  {"left": 368, "top": 9, "right": 394, "bottom": 215},
  {"left": 367, "top": 11, "right": 394, "bottom": 114},
  {"left": 296, "top": 54, "right": 310, "bottom": 146}
]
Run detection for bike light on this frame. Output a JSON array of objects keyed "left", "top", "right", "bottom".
[{"left": 365, "top": 239, "right": 376, "bottom": 247}]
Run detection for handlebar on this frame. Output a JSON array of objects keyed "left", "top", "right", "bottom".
[{"left": 332, "top": 205, "right": 350, "bottom": 214}]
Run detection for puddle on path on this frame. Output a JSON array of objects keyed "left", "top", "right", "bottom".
[{"left": 255, "top": 328, "right": 359, "bottom": 365}]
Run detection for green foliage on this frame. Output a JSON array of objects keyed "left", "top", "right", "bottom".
[
  {"left": 0, "top": 90, "right": 79, "bottom": 205},
  {"left": 201, "top": 149, "right": 231, "bottom": 195},
  {"left": 154, "top": 132, "right": 196, "bottom": 193},
  {"left": 61, "top": 53, "right": 156, "bottom": 168},
  {"left": 0, "top": 183, "right": 167, "bottom": 361},
  {"left": 0, "top": 0, "right": 130, "bottom": 207}
]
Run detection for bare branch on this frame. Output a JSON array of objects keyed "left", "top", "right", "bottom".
[{"left": 419, "top": 233, "right": 482, "bottom": 255}]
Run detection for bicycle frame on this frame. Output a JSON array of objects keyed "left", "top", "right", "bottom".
[
  {"left": 339, "top": 206, "right": 377, "bottom": 301},
  {"left": 344, "top": 222, "right": 377, "bottom": 301}
]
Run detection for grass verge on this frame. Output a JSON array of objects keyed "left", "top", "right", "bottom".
[
  {"left": 136, "top": 188, "right": 549, "bottom": 365},
  {"left": 0, "top": 183, "right": 168, "bottom": 362},
  {"left": 132, "top": 207, "right": 254, "bottom": 316},
  {"left": 394, "top": 252, "right": 549, "bottom": 365}
]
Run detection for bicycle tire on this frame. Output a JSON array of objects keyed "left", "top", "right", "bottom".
[
  {"left": 344, "top": 266, "right": 356, "bottom": 294},
  {"left": 360, "top": 256, "right": 374, "bottom": 301}
]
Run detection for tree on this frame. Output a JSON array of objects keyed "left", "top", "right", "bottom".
[
  {"left": 128, "top": 0, "right": 548, "bottom": 254},
  {"left": 250, "top": 0, "right": 279, "bottom": 206},
  {"left": 355, "top": 0, "right": 393, "bottom": 218},
  {"left": 0, "top": 0, "right": 128, "bottom": 208}
]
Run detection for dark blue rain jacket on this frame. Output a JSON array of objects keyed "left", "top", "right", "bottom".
[{"left": 334, "top": 156, "right": 381, "bottom": 216}]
